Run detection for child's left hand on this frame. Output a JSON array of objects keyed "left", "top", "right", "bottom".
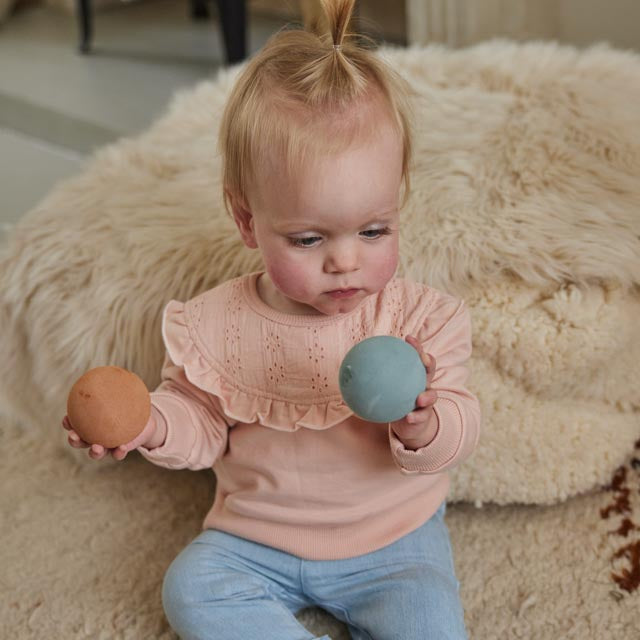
[{"left": 389, "top": 334, "right": 438, "bottom": 450}]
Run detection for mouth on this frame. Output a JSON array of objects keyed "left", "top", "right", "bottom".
[{"left": 326, "top": 288, "right": 360, "bottom": 299}]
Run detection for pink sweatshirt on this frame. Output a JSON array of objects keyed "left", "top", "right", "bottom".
[{"left": 138, "top": 271, "right": 480, "bottom": 560}]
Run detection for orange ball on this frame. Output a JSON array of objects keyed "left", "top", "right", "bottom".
[{"left": 67, "top": 366, "right": 150, "bottom": 448}]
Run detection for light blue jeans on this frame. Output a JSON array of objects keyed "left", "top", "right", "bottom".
[{"left": 162, "top": 502, "right": 467, "bottom": 640}]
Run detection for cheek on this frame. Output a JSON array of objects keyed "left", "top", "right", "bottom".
[
  {"left": 371, "top": 238, "right": 399, "bottom": 283},
  {"left": 255, "top": 230, "right": 312, "bottom": 298},
  {"left": 264, "top": 255, "right": 312, "bottom": 298}
]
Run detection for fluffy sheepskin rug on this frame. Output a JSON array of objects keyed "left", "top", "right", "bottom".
[
  {"left": 1, "top": 40, "right": 639, "bottom": 638},
  {"left": 1, "top": 41, "right": 638, "bottom": 504}
]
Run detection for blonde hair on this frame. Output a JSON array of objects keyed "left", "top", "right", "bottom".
[{"left": 218, "top": 0, "right": 414, "bottom": 216}]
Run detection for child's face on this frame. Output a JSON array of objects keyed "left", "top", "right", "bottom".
[{"left": 233, "top": 118, "right": 403, "bottom": 316}]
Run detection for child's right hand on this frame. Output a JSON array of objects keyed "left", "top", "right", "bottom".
[{"left": 62, "top": 413, "right": 158, "bottom": 461}]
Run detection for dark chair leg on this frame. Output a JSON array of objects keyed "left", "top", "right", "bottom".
[
  {"left": 214, "top": 0, "right": 247, "bottom": 64},
  {"left": 190, "top": 0, "right": 210, "bottom": 20},
  {"left": 76, "top": 0, "right": 93, "bottom": 54},
  {"left": 74, "top": 0, "right": 248, "bottom": 63}
]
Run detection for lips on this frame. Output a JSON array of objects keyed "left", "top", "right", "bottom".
[{"left": 326, "top": 288, "right": 359, "bottom": 299}]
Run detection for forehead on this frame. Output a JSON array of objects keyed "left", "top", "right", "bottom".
[
  {"left": 274, "top": 208, "right": 398, "bottom": 233},
  {"left": 255, "top": 121, "right": 403, "bottom": 231}
]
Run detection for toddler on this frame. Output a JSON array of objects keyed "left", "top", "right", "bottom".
[{"left": 63, "top": 0, "right": 481, "bottom": 638}]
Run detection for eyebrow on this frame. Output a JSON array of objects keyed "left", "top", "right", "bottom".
[{"left": 276, "top": 210, "right": 397, "bottom": 234}]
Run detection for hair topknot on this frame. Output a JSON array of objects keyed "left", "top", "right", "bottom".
[
  {"left": 322, "top": 0, "right": 355, "bottom": 48},
  {"left": 219, "top": 0, "right": 415, "bottom": 215}
]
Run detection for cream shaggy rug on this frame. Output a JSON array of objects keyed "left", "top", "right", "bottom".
[
  {"left": 2, "top": 419, "right": 640, "bottom": 639},
  {"left": 1, "top": 40, "right": 639, "bottom": 637}
]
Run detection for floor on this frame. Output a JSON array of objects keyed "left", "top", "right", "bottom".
[{"left": 0, "top": 0, "right": 287, "bottom": 239}]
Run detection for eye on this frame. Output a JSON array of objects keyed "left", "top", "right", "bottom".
[
  {"left": 287, "top": 227, "right": 392, "bottom": 248},
  {"left": 360, "top": 227, "right": 392, "bottom": 239},
  {"left": 288, "top": 236, "right": 321, "bottom": 248}
]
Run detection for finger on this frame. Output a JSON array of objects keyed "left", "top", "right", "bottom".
[
  {"left": 62, "top": 416, "right": 72, "bottom": 431},
  {"left": 405, "top": 334, "right": 421, "bottom": 352},
  {"left": 425, "top": 353, "right": 436, "bottom": 372},
  {"left": 405, "top": 335, "right": 433, "bottom": 369},
  {"left": 418, "top": 350, "right": 433, "bottom": 371},
  {"left": 68, "top": 433, "right": 83, "bottom": 448},
  {"left": 416, "top": 390, "right": 437, "bottom": 407},
  {"left": 428, "top": 355, "right": 436, "bottom": 387},
  {"left": 406, "top": 409, "right": 429, "bottom": 425},
  {"left": 89, "top": 444, "right": 106, "bottom": 460},
  {"left": 68, "top": 431, "right": 90, "bottom": 448},
  {"left": 111, "top": 446, "right": 128, "bottom": 461}
]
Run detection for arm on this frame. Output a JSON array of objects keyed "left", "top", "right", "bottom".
[
  {"left": 137, "top": 353, "right": 232, "bottom": 471},
  {"left": 389, "top": 296, "right": 481, "bottom": 475}
]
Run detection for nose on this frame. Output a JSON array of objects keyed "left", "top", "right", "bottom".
[{"left": 324, "top": 238, "right": 359, "bottom": 274}]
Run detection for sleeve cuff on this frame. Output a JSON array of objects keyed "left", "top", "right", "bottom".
[
  {"left": 389, "top": 397, "right": 463, "bottom": 474},
  {"left": 137, "top": 394, "right": 196, "bottom": 469}
]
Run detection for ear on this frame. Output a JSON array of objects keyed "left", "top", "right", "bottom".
[{"left": 227, "top": 190, "right": 259, "bottom": 249}]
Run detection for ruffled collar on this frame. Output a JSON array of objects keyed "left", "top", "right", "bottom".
[{"left": 160, "top": 272, "right": 430, "bottom": 432}]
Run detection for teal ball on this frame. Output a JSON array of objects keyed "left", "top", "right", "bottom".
[{"left": 339, "top": 335, "right": 427, "bottom": 423}]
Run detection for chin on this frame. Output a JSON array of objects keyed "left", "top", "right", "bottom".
[
  {"left": 328, "top": 294, "right": 368, "bottom": 315},
  {"left": 296, "top": 291, "right": 370, "bottom": 316}
]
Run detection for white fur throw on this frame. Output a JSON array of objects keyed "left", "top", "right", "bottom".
[{"left": 1, "top": 41, "right": 638, "bottom": 506}]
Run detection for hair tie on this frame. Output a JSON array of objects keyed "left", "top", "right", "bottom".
[{"left": 333, "top": 44, "right": 342, "bottom": 52}]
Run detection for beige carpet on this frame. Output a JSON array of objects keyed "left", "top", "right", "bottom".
[
  {"left": 2, "top": 419, "right": 640, "bottom": 638},
  {"left": 1, "top": 39, "right": 640, "bottom": 638}
]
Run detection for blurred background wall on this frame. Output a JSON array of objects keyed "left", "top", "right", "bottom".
[
  {"left": 404, "top": 0, "right": 640, "bottom": 50},
  {"left": 5, "top": 0, "right": 639, "bottom": 50},
  {"left": 1, "top": 0, "right": 638, "bottom": 223}
]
